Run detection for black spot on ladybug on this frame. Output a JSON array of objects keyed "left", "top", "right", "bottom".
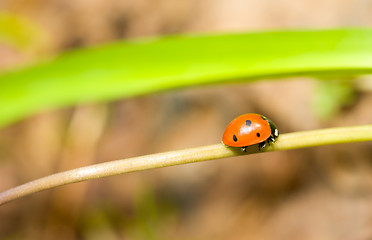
[
  {"left": 246, "top": 120, "right": 251, "bottom": 126},
  {"left": 256, "top": 133, "right": 260, "bottom": 137},
  {"left": 233, "top": 135, "right": 238, "bottom": 142}
]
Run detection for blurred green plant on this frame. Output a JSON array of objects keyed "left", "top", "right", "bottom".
[
  {"left": 0, "top": 11, "right": 50, "bottom": 54},
  {"left": 1, "top": 29, "right": 372, "bottom": 128},
  {"left": 312, "top": 79, "right": 356, "bottom": 120}
]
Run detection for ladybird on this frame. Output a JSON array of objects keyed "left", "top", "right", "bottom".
[{"left": 222, "top": 113, "right": 279, "bottom": 151}]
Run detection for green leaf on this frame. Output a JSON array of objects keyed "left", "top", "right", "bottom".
[{"left": 1, "top": 29, "right": 372, "bottom": 127}]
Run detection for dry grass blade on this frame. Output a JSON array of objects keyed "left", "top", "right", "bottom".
[{"left": 1, "top": 124, "right": 372, "bottom": 205}]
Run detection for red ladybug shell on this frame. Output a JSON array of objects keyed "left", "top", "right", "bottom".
[{"left": 222, "top": 113, "right": 272, "bottom": 147}]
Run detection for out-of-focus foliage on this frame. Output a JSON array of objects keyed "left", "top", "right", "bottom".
[
  {"left": 0, "top": 12, "right": 50, "bottom": 53},
  {"left": 1, "top": 29, "right": 372, "bottom": 128},
  {"left": 312, "top": 79, "right": 356, "bottom": 120}
]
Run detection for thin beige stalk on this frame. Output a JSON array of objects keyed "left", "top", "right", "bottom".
[{"left": 1, "top": 124, "right": 372, "bottom": 206}]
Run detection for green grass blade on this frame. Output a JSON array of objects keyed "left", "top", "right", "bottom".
[{"left": 1, "top": 29, "right": 372, "bottom": 127}]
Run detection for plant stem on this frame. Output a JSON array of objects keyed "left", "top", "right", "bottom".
[{"left": 1, "top": 124, "right": 372, "bottom": 205}]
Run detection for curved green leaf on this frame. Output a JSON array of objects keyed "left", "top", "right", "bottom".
[{"left": 1, "top": 29, "right": 372, "bottom": 127}]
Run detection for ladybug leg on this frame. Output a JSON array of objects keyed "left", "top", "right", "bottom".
[
  {"left": 241, "top": 146, "right": 247, "bottom": 152},
  {"left": 269, "top": 135, "right": 276, "bottom": 143},
  {"left": 258, "top": 141, "right": 266, "bottom": 150}
]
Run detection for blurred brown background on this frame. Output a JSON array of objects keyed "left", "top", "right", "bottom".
[{"left": 1, "top": 0, "right": 372, "bottom": 239}]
